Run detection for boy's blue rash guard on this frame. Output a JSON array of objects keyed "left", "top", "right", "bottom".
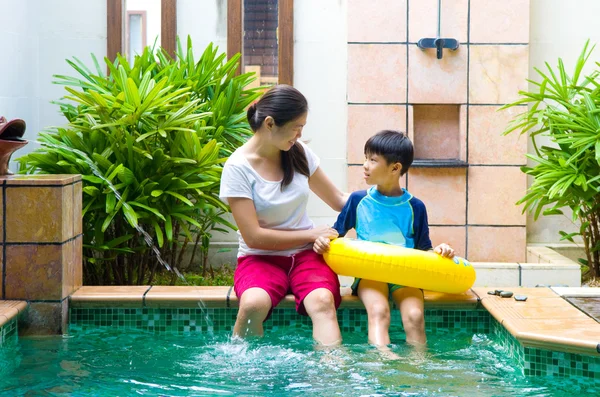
[{"left": 333, "top": 187, "right": 433, "bottom": 251}]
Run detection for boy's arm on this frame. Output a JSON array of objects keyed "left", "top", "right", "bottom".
[
  {"left": 413, "top": 199, "right": 455, "bottom": 257},
  {"left": 333, "top": 191, "right": 365, "bottom": 237},
  {"left": 412, "top": 198, "right": 433, "bottom": 251}
]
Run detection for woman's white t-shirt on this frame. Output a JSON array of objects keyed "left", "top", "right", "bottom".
[{"left": 219, "top": 141, "right": 320, "bottom": 257}]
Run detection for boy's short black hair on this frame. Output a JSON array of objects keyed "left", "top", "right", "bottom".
[{"left": 364, "top": 130, "right": 414, "bottom": 176}]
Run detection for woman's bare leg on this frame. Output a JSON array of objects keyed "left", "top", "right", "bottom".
[
  {"left": 233, "top": 287, "right": 271, "bottom": 338},
  {"left": 303, "top": 288, "right": 342, "bottom": 346}
]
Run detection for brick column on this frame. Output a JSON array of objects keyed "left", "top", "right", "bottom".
[{"left": 0, "top": 175, "right": 82, "bottom": 334}]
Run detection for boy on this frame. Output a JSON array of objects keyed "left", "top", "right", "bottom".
[{"left": 314, "top": 130, "right": 454, "bottom": 348}]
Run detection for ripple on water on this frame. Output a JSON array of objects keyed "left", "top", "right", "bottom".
[{"left": 0, "top": 327, "right": 597, "bottom": 396}]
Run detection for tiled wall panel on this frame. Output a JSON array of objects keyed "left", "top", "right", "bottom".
[{"left": 347, "top": 0, "right": 530, "bottom": 261}]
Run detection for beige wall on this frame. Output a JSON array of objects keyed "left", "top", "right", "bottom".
[
  {"left": 347, "top": 0, "right": 530, "bottom": 262},
  {"left": 527, "top": 0, "right": 600, "bottom": 244}
]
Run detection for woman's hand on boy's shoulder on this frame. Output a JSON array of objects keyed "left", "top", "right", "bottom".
[{"left": 433, "top": 243, "right": 455, "bottom": 258}]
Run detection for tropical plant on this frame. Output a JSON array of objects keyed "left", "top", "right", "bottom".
[
  {"left": 502, "top": 40, "right": 600, "bottom": 282},
  {"left": 17, "top": 38, "right": 262, "bottom": 285}
]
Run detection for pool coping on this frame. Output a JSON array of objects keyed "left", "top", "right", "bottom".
[
  {"left": 472, "top": 287, "right": 600, "bottom": 357},
  {"left": 0, "top": 300, "right": 28, "bottom": 346},
  {"left": 68, "top": 285, "right": 479, "bottom": 309},
  {"left": 65, "top": 285, "right": 600, "bottom": 357},
  {"left": 0, "top": 300, "right": 28, "bottom": 328}
]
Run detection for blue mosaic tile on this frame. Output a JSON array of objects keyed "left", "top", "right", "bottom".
[
  {"left": 0, "top": 318, "right": 18, "bottom": 347},
  {"left": 69, "top": 307, "right": 489, "bottom": 335},
  {"left": 491, "top": 317, "right": 600, "bottom": 382}
]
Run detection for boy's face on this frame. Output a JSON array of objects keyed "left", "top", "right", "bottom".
[{"left": 363, "top": 152, "right": 401, "bottom": 185}]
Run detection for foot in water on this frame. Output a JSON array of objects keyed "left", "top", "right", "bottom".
[
  {"left": 318, "top": 345, "right": 348, "bottom": 367},
  {"left": 377, "top": 345, "right": 402, "bottom": 360},
  {"left": 376, "top": 341, "right": 429, "bottom": 362}
]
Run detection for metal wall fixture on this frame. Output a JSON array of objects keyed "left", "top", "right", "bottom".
[{"left": 417, "top": 0, "right": 459, "bottom": 59}]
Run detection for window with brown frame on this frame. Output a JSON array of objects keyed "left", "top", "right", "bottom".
[
  {"left": 228, "top": 0, "right": 293, "bottom": 86},
  {"left": 107, "top": 0, "right": 177, "bottom": 62}
]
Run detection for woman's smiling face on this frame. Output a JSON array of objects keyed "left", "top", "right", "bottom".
[{"left": 268, "top": 112, "right": 307, "bottom": 151}]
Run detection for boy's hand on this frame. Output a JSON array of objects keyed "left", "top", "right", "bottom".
[
  {"left": 313, "top": 236, "right": 332, "bottom": 255},
  {"left": 434, "top": 243, "right": 455, "bottom": 258}
]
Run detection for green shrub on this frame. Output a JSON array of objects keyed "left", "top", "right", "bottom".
[
  {"left": 502, "top": 40, "right": 600, "bottom": 281},
  {"left": 18, "top": 38, "right": 261, "bottom": 285}
]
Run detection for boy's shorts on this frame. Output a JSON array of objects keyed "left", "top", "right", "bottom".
[
  {"left": 351, "top": 278, "right": 405, "bottom": 296},
  {"left": 234, "top": 249, "right": 342, "bottom": 320}
]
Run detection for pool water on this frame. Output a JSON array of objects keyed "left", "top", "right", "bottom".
[{"left": 0, "top": 325, "right": 598, "bottom": 396}]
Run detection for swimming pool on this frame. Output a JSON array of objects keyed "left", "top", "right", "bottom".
[{"left": 1, "top": 308, "right": 598, "bottom": 396}]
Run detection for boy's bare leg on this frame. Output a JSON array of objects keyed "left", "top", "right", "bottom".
[
  {"left": 233, "top": 287, "right": 271, "bottom": 338},
  {"left": 303, "top": 288, "right": 342, "bottom": 346},
  {"left": 358, "top": 280, "right": 393, "bottom": 346},
  {"left": 392, "top": 287, "right": 426, "bottom": 346}
]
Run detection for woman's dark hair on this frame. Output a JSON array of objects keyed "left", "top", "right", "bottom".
[
  {"left": 247, "top": 85, "right": 309, "bottom": 188},
  {"left": 364, "top": 130, "right": 414, "bottom": 176}
]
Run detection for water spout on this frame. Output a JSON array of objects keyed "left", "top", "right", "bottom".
[{"left": 0, "top": 117, "right": 28, "bottom": 175}]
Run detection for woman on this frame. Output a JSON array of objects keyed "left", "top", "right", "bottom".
[{"left": 219, "top": 85, "right": 347, "bottom": 346}]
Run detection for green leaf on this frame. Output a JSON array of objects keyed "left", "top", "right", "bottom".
[
  {"left": 121, "top": 202, "right": 138, "bottom": 227},
  {"left": 558, "top": 230, "right": 578, "bottom": 243},
  {"left": 106, "top": 193, "right": 116, "bottom": 213},
  {"left": 118, "top": 166, "right": 136, "bottom": 185},
  {"left": 101, "top": 211, "right": 118, "bottom": 232},
  {"left": 543, "top": 208, "right": 563, "bottom": 216},
  {"left": 105, "top": 234, "right": 134, "bottom": 248},
  {"left": 165, "top": 191, "right": 194, "bottom": 206},
  {"left": 151, "top": 220, "right": 164, "bottom": 247},
  {"left": 171, "top": 212, "right": 202, "bottom": 228},
  {"left": 165, "top": 214, "right": 173, "bottom": 242},
  {"left": 83, "top": 186, "right": 100, "bottom": 196},
  {"left": 128, "top": 201, "right": 166, "bottom": 221}
]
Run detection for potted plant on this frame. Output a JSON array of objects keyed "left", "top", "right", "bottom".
[
  {"left": 502, "top": 40, "right": 600, "bottom": 283},
  {"left": 18, "top": 38, "right": 262, "bottom": 285}
]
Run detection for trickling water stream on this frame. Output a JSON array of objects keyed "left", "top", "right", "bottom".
[{"left": 30, "top": 140, "right": 213, "bottom": 327}]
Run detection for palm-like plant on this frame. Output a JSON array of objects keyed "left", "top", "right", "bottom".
[
  {"left": 502, "top": 40, "right": 600, "bottom": 281},
  {"left": 18, "top": 38, "right": 262, "bottom": 284}
]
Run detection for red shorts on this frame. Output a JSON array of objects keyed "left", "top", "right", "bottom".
[{"left": 234, "top": 250, "right": 341, "bottom": 319}]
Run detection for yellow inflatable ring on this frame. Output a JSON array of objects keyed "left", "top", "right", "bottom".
[{"left": 323, "top": 238, "right": 476, "bottom": 294}]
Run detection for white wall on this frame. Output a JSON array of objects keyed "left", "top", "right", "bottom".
[
  {"left": 177, "top": 0, "right": 228, "bottom": 58},
  {"left": 527, "top": 0, "right": 600, "bottom": 243},
  {"left": 294, "top": 0, "right": 348, "bottom": 228},
  {"left": 0, "top": 0, "right": 106, "bottom": 168}
]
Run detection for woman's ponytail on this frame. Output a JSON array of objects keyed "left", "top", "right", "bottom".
[{"left": 247, "top": 103, "right": 259, "bottom": 131}]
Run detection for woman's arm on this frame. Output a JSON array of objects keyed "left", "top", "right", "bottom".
[
  {"left": 309, "top": 167, "right": 349, "bottom": 212},
  {"left": 228, "top": 197, "right": 338, "bottom": 251}
]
